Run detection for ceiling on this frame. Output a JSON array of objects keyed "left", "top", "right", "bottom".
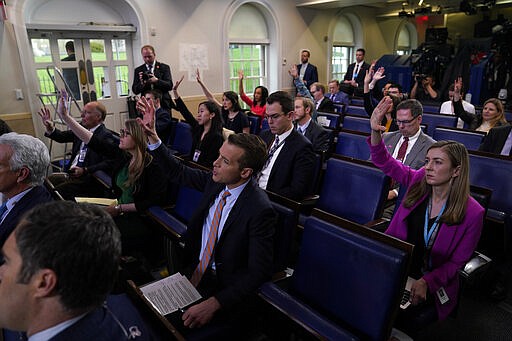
[{"left": 295, "top": 0, "right": 512, "bottom": 18}]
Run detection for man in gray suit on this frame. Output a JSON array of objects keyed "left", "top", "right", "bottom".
[{"left": 381, "top": 99, "right": 435, "bottom": 216}]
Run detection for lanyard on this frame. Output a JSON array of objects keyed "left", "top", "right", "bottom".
[{"left": 424, "top": 198, "right": 447, "bottom": 248}]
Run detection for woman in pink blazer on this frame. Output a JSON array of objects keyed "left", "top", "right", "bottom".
[{"left": 368, "top": 97, "right": 484, "bottom": 335}]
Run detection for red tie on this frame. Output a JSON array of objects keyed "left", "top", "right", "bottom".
[
  {"left": 190, "top": 190, "right": 231, "bottom": 287},
  {"left": 396, "top": 137, "right": 409, "bottom": 162}
]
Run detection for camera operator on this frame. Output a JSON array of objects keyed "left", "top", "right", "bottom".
[
  {"left": 132, "top": 45, "right": 174, "bottom": 110},
  {"left": 410, "top": 74, "right": 440, "bottom": 104}
]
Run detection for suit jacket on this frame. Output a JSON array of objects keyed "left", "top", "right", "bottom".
[
  {"left": 326, "top": 91, "right": 349, "bottom": 107},
  {"left": 370, "top": 139, "right": 484, "bottom": 321},
  {"left": 479, "top": 124, "right": 512, "bottom": 154},
  {"left": 132, "top": 61, "right": 173, "bottom": 110},
  {"left": 155, "top": 107, "right": 173, "bottom": 145},
  {"left": 296, "top": 63, "right": 318, "bottom": 87},
  {"left": 151, "top": 143, "right": 276, "bottom": 311},
  {"left": 260, "top": 129, "right": 316, "bottom": 200},
  {"left": 343, "top": 61, "right": 370, "bottom": 96},
  {"left": 0, "top": 186, "right": 53, "bottom": 247},
  {"left": 317, "top": 97, "right": 335, "bottom": 113},
  {"left": 383, "top": 130, "right": 436, "bottom": 170},
  {"left": 46, "top": 124, "right": 117, "bottom": 174},
  {"left": 50, "top": 294, "right": 154, "bottom": 340},
  {"left": 299, "top": 120, "right": 331, "bottom": 153}
]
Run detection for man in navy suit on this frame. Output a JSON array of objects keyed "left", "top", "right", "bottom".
[
  {"left": 136, "top": 97, "right": 276, "bottom": 337},
  {"left": 132, "top": 45, "right": 174, "bottom": 110},
  {"left": 327, "top": 79, "right": 350, "bottom": 110},
  {"left": 342, "top": 48, "right": 370, "bottom": 97},
  {"left": 296, "top": 49, "right": 318, "bottom": 89},
  {"left": 294, "top": 97, "right": 330, "bottom": 153},
  {"left": 0, "top": 133, "right": 52, "bottom": 249},
  {"left": 0, "top": 201, "right": 153, "bottom": 340},
  {"left": 259, "top": 91, "right": 316, "bottom": 200}
]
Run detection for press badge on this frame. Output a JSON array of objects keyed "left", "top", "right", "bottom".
[
  {"left": 436, "top": 287, "right": 450, "bottom": 305},
  {"left": 78, "top": 148, "right": 87, "bottom": 163},
  {"left": 193, "top": 149, "right": 201, "bottom": 162}
]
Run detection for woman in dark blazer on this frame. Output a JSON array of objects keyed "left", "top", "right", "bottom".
[{"left": 172, "top": 75, "right": 224, "bottom": 168}]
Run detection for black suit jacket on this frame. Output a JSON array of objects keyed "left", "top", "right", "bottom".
[
  {"left": 46, "top": 124, "right": 117, "bottom": 174},
  {"left": 260, "top": 129, "right": 316, "bottom": 200},
  {"left": 343, "top": 62, "right": 370, "bottom": 96},
  {"left": 479, "top": 125, "right": 512, "bottom": 154},
  {"left": 302, "top": 120, "right": 331, "bottom": 153},
  {"left": 0, "top": 186, "right": 52, "bottom": 247},
  {"left": 151, "top": 143, "right": 276, "bottom": 310},
  {"left": 132, "top": 61, "right": 173, "bottom": 110},
  {"left": 155, "top": 107, "right": 173, "bottom": 145},
  {"left": 317, "top": 97, "right": 335, "bottom": 113},
  {"left": 296, "top": 63, "right": 318, "bottom": 88}
]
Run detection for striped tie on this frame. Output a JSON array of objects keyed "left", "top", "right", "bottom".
[{"left": 190, "top": 190, "right": 231, "bottom": 287}]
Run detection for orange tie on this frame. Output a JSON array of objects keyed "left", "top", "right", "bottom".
[{"left": 190, "top": 190, "right": 231, "bottom": 287}]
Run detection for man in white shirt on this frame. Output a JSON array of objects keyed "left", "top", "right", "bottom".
[
  {"left": 342, "top": 48, "right": 370, "bottom": 97},
  {"left": 439, "top": 83, "right": 475, "bottom": 128}
]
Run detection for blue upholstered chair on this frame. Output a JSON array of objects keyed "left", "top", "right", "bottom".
[
  {"left": 420, "top": 113, "right": 457, "bottom": 136},
  {"left": 433, "top": 127, "right": 485, "bottom": 151},
  {"left": 335, "top": 130, "right": 371, "bottom": 160},
  {"left": 341, "top": 115, "right": 371, "bottom": 134},
  {"left": 259, "top": 210, "right": 412, "bottom": 340},
  {"left": 345, "top": 105, "right": 368, "bottom": 117}
]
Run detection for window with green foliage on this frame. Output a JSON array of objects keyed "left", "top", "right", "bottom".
[
  {"left": 228, "top": 44, "right": 266, "bottom": 94},
  {"left": 331, "top": 46, "right": 353, "bottom": 81}
]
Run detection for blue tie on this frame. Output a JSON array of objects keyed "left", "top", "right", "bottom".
[{"left": 0, "top": 202, "right": 8, "bottom": 220}]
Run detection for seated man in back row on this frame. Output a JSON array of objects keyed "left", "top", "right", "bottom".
[
  {"left": 259, "top": 91, "right": 316, "bottom": 200},
  {"left": 137, "top": 96, "right": 276, "bottom": 338},
  {"left": 294, "top": 97, "right": 331, "bottom": 154}
]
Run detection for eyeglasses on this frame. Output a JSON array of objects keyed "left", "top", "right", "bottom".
[
  {"left": 396, "top": 116, "right": 419, "bottom": 126},
  {"left": 265, "top": 113, "right": 287, "bottom": 121},
  {"left": 119, "top": 128, "right": 132, "bottom": 137}
]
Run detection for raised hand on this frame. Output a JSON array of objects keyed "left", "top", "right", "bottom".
[
  {"left": 370, "top": 96, "right": 392, "bottom": 132},
  {"left": 364, "top": 63, "right": 375, "bottom": 85},
  {"left": 238, "top": 69, "right": 244, "bottom": 80},
  {"left": 195, "top": 68, "right": 202, "bottom": 83},
  {"left": 56, "top": 89, "right": 70, "bottom": 121},
  {"left": 173, "top": 75, "right": 185, "bottom": 92},
  {"left": 373, "top": 66, "right": 386, "bottom": 82},
  {"left": 136, "top": 96, "right": 157, "bottom": 140},
  {"left": 289, "top": 64, "right": 299, "bottom": 79},
  {"left": 37, "top": 107, "right": 54, "bottom": 131}
]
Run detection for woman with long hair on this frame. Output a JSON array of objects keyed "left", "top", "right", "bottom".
[
  {"left": 172, "top": 75, "right": 224, "bottom": 167},
  {"left": 369, "top": 97, "right": 484, "bottom": 337},
  {"left": 453, "top": 78, "right": 508, "bottom": 133},
  {"left": 238, "top": 69, "right": 268, "bottom": 119},
  {"left": 196, "top": 69, "right": 250, "bottom": 134},
  {"left": 56, "top": 90, "right": 167, "bottom": 252}
]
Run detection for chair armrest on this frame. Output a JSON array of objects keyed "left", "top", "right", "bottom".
[
  {"left": 365, "top": 218, "right": 390, "bottom": 232},
  {"left": 146, "top": 206, "right": 187, "bottom": 242},
  {"left": 92, "top": 170, "right": 113, "bottom": 189},
  {"left": 258, "top": 282, "right": 358, "bottom": 341},
  {"left": 459, "top": 251, "right": 492, "bottom": 279}
]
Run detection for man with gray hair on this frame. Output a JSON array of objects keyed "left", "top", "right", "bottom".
[{"left": 0, "top": 132, "right": 52, "bottom": 248}]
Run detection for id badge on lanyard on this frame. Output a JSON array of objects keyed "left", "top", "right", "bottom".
[{"left": 193, "top": 149, "right": 201, "bottom": 162}]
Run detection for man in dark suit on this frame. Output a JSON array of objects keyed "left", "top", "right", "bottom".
[
  {"left": 259, "top": 91, "right": 316, "bottom": 200},
  {"left": 342, "top": 48, "right": 370, "bottom": 97},
  {"left": 0, "top": 133, "right": 52, "bottom": 248},
  {"left": 136, "top": 97, "right": 275, "bottom": 336},
  {"left": 296, "top": 49, "right": 318, "bottom": 89},
  {"left": 132, "top": 45, "right": 174, "bottom": 110},
  {"left": 479, "top": 124, "right": 512, "bottom": 155},
  {"left": 0, "top": 201, "right": 153, "bottom": 340},
  {"left": 39, "top": 102, "right": 117, "bottom": 200},
  {"left": 311, "top": 82, "right": 335, "bottom": 113},
  {"left": 143, "top": 89, "right": 173, "bottom": 144},
  {"left": 294, "top": 97, "right": 330, "bottom": 153}
]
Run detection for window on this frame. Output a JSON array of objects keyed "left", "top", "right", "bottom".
[
  {"left": 331, "top": 18, "right": 355, "bottom": 80},
  {"left": 332, "top": 46, "right": 354, "bottom": 81},
  {"left": 228, "top": 44, "right": 266, "bottom": 93},
  {"left": 396, "top": 24, "right": 416, "bottom": 55},
  {"left": 228, "top": 3, "right": 269, "bottom": 104}
]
